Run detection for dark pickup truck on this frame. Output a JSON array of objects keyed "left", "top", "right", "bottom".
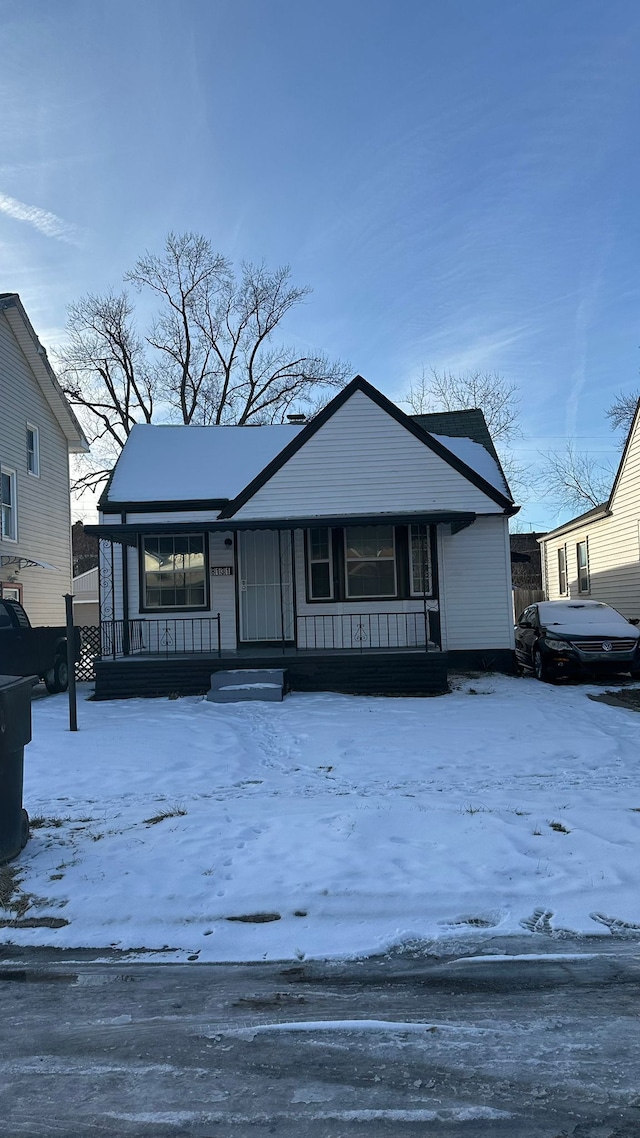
[{"left": 0, "top": 599, "right": 80, "bottom": 693}]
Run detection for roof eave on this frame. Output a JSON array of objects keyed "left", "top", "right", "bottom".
[
  {"left": 0, "top": 294, "right": 89, "bottom": 453},
  {"left": 538, "top": 506, "right": 610, "bottom": 542}
]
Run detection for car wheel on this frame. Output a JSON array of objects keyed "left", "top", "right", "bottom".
[
  {"left": 44, "top": 654, "right": 69, "bottom": 694},
  {"left": 533, "top": 647, "right": 551, "bottom": 683}
]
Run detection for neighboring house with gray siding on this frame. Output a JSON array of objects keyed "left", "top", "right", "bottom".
[
  {"left": 0, "top": 293, "right": 89, "bottom": 623},
  {"left": 88, "top": 376, "right": 518, "bottom": 698},
  {"left": 539, "top": 398, "right": 640, "bottom": 621}
]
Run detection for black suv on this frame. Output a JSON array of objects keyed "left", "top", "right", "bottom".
[{"left": 515, "top": 600, "right": 640, "bottom": 682}]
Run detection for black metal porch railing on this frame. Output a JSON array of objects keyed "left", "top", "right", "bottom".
[
  {"left": 296, "top": 610, "right": 432, "bottom": 652},
  {"left": 100, "top": 616, "right": 222, "bottom": 659}
]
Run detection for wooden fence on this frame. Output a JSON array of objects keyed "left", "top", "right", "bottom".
[{"left": 512, "top": 587, "right": 545, "bottom": 620}]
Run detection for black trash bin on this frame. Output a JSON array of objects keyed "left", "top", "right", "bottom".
[{"left": 0, "top": 674, "right": 34, "bottom": 864}]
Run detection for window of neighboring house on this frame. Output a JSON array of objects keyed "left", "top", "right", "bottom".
[
  {"left": 558, "top": 545, "right": 567, "bottom": 595},
  {"left": 141, "top": 534, "right": 207, "bottom": 609},
  {"left": 409, "top": 524, "right": 433, "bottom": 596},
  {"left": 0, "top": 583, "right": 22, "bottom": 603},
  {"left": 576, "top": 540, "right": 590, "bottom": 594},
  {"left": 344, "top": 525, "right": 396, "bottom": 598},
  {"left": 0, "top": 468, "right": 17, "bottom": 541},
  {"left": 26, "top": 424, "right": 40, "bottom": 476},
  {"left": 307, "top": 527, "right": 333, "bottom": 599}
]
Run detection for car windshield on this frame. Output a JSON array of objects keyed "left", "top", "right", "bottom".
[{"left": 538, "top": 602, "right": 634, "bottom": 634}]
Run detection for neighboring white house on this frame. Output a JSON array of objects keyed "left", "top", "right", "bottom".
[
  {"left": 539, "top": 398, "right": 640, "bottom": 621},
  {"left": 0, "top": 293, "right": 89, "bottom": 623},
  {"left": 87, "top": 376, "right": 518, "bottom": 697},
  {"left": 72, "top": 566, "right": 99, "bottom": 626}
]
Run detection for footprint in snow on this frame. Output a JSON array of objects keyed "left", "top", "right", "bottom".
[
  {"left": 590, "top": 912, "right": 640, "bottom": 934},
  {"left": 520, "top": 908, "right": 554, "bottom": 934},
  {"left": 441, "top": 914, "right": 500, "bottom": 929}
]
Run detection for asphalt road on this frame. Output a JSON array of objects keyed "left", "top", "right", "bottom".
[{"left": 1, "top": 936, "right": 639, "bottom": 1138}]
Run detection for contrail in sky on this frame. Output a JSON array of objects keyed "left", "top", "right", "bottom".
[{"left": 0, "top": 192, "right": 80, "bottom": 244}]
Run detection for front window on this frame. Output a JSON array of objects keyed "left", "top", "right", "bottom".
[
  {"left": 1, "top": 468, "right": 17, "bottom": 541},
  {"left": 410, "top": 524, "right": 433, "bottom": 596},
  {"left": 26, "top": 424, "right": 40, "bottom": 476},
  {"left": 576, "top": 540, "right": 589, "bottom": 594},
  {"left": 307, "top": 528, "right": 333, "bottom": 599},
  {"left": 345, "top": 525, "right": 396, "bottom": 598},
  {"left": 142, "top": 534, "right": 206, "bottom": 609},
  {"left": 558, "top": 546, "right": 567, "bottom": 595}
]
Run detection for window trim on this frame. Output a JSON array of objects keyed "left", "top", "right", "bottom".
[
  {"left": 557, "top": 544, "right": 567, "bottom": 596},
  {"left": 344, "top": 524, "right": 397, "bottom": 600},
  {"left": 576, "top": 539, "right": 590, "bottom": 594},
  {"left": 306, "top": 527, "right": 334, "bottom": 601},
  {"left": 1, "top": 467, "right": 18, "bottom": 543},
  {"left": 409, "top": 524, "right": 434, "bottom": 598},
  {"left": 26, "top": 423, "right": 40, "bottom": 477},
  {"left": 138, "top": 532, "right": 209, "bottom": 612}
]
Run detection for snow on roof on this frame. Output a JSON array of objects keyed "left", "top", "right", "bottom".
[
  {"left": 430, "top": 434, "right": 511, "bottom": 497},
  {"left": 106, "top": 423, "right": 304, "bottom": 503}
]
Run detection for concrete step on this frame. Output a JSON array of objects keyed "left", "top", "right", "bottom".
[{"left": 206, "top": 669, "right": 287, "bottom": 703}]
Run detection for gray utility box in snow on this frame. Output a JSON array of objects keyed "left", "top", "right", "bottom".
[
  {"left": 0, "top": 674, "right": 34, "bottom": 863},
  {"left": 206, "top": 669, "right": 287, "bottom": 703}
]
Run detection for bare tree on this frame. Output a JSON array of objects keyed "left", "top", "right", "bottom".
[
  {"left": 606, "top": 389, "right": 640, "bottom": 437},
  {"left": 58, "top": 292, "right": 155, "bottom": 492},
  {"left": 58, "top": 233, "right": 350, "bottom": 491},
  {"left": 402, "top": 366, "right": 528, "bottom": 499},
  {"left": 126, "top": 232, "right": 349, "bottom": 426},
  {"left": 403, "top": 368, "right": 521, "bottom": 444},
  {"left": 542, "top": 443, "right": 613, "bottom": 512}
]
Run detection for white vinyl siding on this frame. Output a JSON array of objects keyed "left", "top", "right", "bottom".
[
  {"left": 540, "top": 412, "right": 640, "bottom": 620},
  {"left": 0, "top": 312, "right": 73, "bottom": 623},
  {"left": 440, "top": 516, "right": 514, "bottom": 650},
  {"left": 233, "top": 389, "right": 502, "bottom": 520}
]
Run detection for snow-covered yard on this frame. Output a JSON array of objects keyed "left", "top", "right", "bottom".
[{"left": 4, "top": 675, "right": 640, "bottom": 961}]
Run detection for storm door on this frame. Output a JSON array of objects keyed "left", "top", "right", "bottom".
[{"left": 238, "top": 530, "right": 294, "bottom": 642}]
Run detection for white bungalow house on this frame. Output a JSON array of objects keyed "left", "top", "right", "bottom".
[
  {"left": 0, "top": 293, "right": 89, "bottom": 623},
  {"left": 539, "top": 397, "right": 640, "bottom": 620},
  {"left": 87, "top": 376, "right": 518, "bottom": 698}
]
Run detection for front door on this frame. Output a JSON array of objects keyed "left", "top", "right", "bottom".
[{"left": 238, "top": 530, "right": 294, "bottom": 643}]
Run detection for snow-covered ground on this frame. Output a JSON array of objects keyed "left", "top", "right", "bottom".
[{"left": 5, "top": 675, "right": 640, "bottom": 961}]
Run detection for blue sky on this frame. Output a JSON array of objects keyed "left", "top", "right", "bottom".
[{"left": 2, "top": 0, "right": 640, "bottom": 527}]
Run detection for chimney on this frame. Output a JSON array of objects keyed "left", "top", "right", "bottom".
[{"left": 287, "top": 413, "right": 306, "bottom": 424}]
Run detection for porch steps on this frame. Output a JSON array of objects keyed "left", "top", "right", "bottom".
[{"left": 206, "top": 668, "right": 287, "bottom": 703}]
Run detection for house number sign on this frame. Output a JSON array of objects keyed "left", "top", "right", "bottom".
[{"left": 210, "top": 566, "right": 233, "bottom": 576}]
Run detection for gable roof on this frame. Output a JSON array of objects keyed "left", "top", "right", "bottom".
[
  {"left": 540, "top": 395, "right": 640, "bottom": 543},
  {"left": 218, "top": 375, "right": 515, "bottom": 518},
  {"left": 99, "top": 374, "right": 516, "bottom": 516},
  {"left": 0, "top": 293, "right": 89, "bottom": 453}
]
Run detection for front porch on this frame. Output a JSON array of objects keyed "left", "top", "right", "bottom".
[{"left": 93, "top": 612, "right": 447, "bottom": 699}]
